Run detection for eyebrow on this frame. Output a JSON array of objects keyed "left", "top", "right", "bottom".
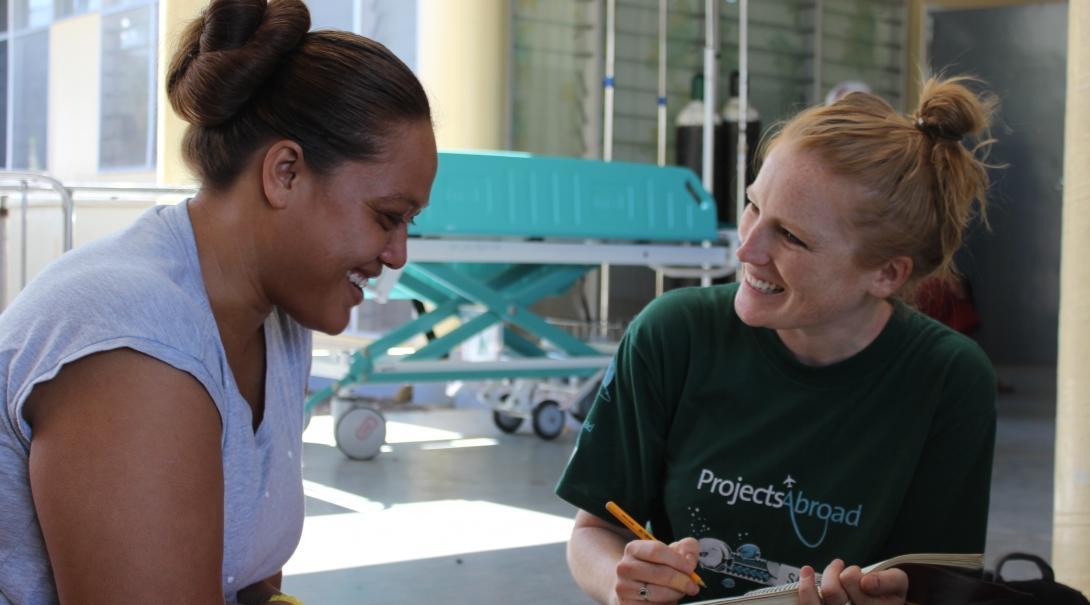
[
  {"left": 374, "top": 194, "right": 426, "bottom": 210},
  {"left": 745, "top": 186, "right": 818, "bottom": 246}
]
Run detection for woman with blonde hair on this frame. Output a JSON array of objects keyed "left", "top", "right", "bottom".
[{"left": 557, "top": 76, "right": 998, "bottom": 605}]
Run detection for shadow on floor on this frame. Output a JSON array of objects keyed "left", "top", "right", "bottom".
[
  {"left": 284, "top": 543, "right": 583, "bottom": 605},
  {"left": 286, "top": 363, "right": 1058, "bottom": 602}
]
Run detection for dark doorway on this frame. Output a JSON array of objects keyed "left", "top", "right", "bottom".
[{"left": 929, "top": 3, "right": 1067, "bottom": 365}]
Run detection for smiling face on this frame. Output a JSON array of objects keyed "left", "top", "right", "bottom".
[
  {"left": 265, "top": 120, "right": 438, "bottom": 335},
  {"left": 734, "top": 142, "right": 895, "bottom": 347}
]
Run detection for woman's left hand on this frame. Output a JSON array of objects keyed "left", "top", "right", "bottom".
[{"left": 798, "top": 559, "right": 909, "bottom": 605}]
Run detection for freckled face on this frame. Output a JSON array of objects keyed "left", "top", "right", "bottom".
[
  {"left": 734, "top": 143, "right": 882, "bottom": 335},
  {"left": 270, "top": 120, "right": 437, "bottom": 335}
]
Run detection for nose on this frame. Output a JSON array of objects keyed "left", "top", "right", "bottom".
[
  {"left": 379, "top": 227, "right": 409, "bottom": 270},
  {"left": 735, "top": 217, "right": 770, "bottom": 267}
]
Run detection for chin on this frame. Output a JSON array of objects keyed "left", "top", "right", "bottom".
[
  {"left": 321, "top": 315, "right": 352, "bottom": 336},
  {"left": 734, "top": 291, "right": 763, "bottom": 326},
  {"left": 734, "top": 293, "right": 779, "bottom": 329},
  {"left": 296, "top": 309, "right": 352, "bottom": 336}
]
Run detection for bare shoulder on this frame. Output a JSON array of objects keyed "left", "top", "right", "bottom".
[{"left": 25, "top": 348, "right": 225, "bottom": 603}]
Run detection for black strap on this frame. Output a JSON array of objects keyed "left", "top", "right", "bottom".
[{"left": 995, "top": 553, "right": 1055, "bottom": 583}]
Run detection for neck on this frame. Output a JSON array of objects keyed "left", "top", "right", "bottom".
[
  {"left": 187, "top": 186, "right": 272, "bottom": 354},
  {"left": 775, "top": 299, "right": 894, "bottom": 366}
]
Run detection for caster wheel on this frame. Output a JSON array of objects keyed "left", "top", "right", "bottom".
[
  {"left": 335, "top": 405, "right": 386, "bottom": 460},
  {"left": 532, "top": 400, "right": 564, "bottom": 440},
  {"left": 493, "top": 410, "right": 523, "bottom": 433},
  {"left": 493, "top": 394, "right": 522, "bottom": 433}
]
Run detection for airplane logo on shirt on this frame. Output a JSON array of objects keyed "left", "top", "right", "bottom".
[{"left": 782, "top": 475, "right": 796, "bottom": 488}]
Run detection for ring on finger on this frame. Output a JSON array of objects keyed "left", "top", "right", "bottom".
[{"left": 639, "top": 582, "right": 649, "bottom": 601}]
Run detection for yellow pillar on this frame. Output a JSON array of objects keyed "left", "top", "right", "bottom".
[
  {"left": 1054, "top": 0, "right": 1090, "bottom": 594},
  {"left": 416, "top": 0, "right": 509, "bottom": 150},
  {"left": 155, "top": 0, "right": 204, "bottom": 186},
  {"left": 905, "top": 0, "right": 925, "bottom": 109}
]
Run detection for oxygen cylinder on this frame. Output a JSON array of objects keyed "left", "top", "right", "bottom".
[
  {"left": 675, "top": 74, "right": 729, "bottom": 222},
  {"left": 718, "top": 70, "right": 761, "bottom": 224}
]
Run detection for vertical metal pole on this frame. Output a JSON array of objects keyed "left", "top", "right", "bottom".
[
  {"left": 0, "top": 195, "right": 7, "bottom": 311},
  {"left": 656, "top": 0, "right": 667, "bottom": 167},
  {"left": 735, "top": 0, "right": 749, "bottom": 230},
  {"left": 598, "top": 263, "right": 610, "bottom": 337},
  {"left": 701, "top": 0, "right": 719, "bottom": 288},
  {"left": 19, "top": 181, "right": 27, "bottom": 290},
  {"left": 603, "top": 0, "right": 616, "bottom": 163},
  {"left": 812, "top": 0, "right": 823, "bottom": 104},
  {"left": 62, "top": 187, "right": 73, "bottom": 252},
  {"left": 654, "top": 0, "right": 668, "bottom": 296},
  {"left": 599, "top": 0, "right": 617, "bottom": 334},
  {"left": 701, "top": 0, "right": 717, "bottom": 194}
]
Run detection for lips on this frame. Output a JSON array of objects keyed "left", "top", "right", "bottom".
[
  {"left": 744, "top": 271, "right": 785, "bottom": 294},
  {"left": 346, "top": 269, "right": 370, "bottom": 292}
]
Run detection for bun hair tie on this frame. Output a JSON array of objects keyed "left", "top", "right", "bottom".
[{"left": 915, "top": 115, "right": 963, "bottom": 143}]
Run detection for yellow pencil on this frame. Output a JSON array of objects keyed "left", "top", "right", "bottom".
[{"left": 605, "top": 500, "right": 707, "bottom": 589}]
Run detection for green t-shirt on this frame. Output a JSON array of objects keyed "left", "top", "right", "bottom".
[{"left": 556, "top": 283, "right": 996, "bottom": 601}]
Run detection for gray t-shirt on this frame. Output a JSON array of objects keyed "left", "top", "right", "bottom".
[{"left": 0, "top": 201, "right": 311, "bottom": 604}]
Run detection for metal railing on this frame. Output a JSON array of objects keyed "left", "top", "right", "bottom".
[
  {"left": 0, "top": 172, "right": 75, "bottom": 292},
  {"left": 0, "top": 172, "right": 196, "bottom": 309}
]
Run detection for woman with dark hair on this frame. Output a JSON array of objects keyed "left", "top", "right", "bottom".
[
  {"left": 557, "top": 77, "right": 998, "bottom": 605},
  {"left": 0, "top": 0, "right": 436, "bottom": 603}
]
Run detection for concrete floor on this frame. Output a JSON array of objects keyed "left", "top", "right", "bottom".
[
  {"left": 984, "top": 365, "right": 1056, "bottom": 577},
  {"left": 281, "top": 365, "right": 1057, "bottom": 603}
]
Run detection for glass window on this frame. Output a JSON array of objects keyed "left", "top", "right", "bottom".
[
  {"left": 308, "top": 0, "right": 354, "bottom": 31},
  {"left": 359, "top": 0, "right": 416, "bottom": 70},
  {"left": 12, "top": 30, "right": 47, "bottom": 170},
  {"left": 0, "top": 0, "right": 8, "bottom": 33},
  {"left": 13, "top": 0, "right": 51, "bottom": 30},
  {"left": 56, "top": 0, "right": 101, "bottom": 20},
  {"left": 99, "top": 5, "right": 155, "bottom": 169}
]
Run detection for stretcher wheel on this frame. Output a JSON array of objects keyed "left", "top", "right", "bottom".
[
  {"left": 493, "top": 411, "right": 523, "bottom": 433},
  {"left": 335, "top": 405, "right": 386, "bottom": 460},
  {"left": 532, "top": 400, "right": 564, "bottom": 440}
]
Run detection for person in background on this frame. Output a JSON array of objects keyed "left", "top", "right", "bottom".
[
  {"left": 824, "top": 79, "right": 873, "bottom": 106},
  {"left": 557, "top": 76, "right": 998, "bottom": 605},
  {"left": 0, "top": 0, "right": 436, "bottom": 603}
]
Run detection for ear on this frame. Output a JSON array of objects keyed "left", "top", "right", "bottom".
[
  {"left": 868, "top": 255, "right": 913, "bottom": 299},
  {"left": 261, "top": 140, "right": 306, "bottom": 210}
]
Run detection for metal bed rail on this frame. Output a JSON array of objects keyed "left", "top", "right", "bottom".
[{"left": 0, "top": 172, "right": 196, "bottom": 310}]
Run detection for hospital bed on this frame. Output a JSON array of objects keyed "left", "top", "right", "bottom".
[{"left": 306, "top": 150, "right": 737, "bottom": 459}]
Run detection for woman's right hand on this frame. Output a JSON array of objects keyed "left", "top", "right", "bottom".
[
  {"left": 798, "top": 559, "right": 909, "bottom": 605},
  {"left": 611, "top": 537, "right": 702, "bottom": 605}
]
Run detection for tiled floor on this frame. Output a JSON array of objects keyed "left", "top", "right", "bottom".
[{"left": 281, "top": 365, "right": 1057, "bottom": 603}]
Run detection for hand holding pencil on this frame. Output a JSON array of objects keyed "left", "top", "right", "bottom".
[{"left": 605, "top": 500, "right": 706, "bottom": 601}]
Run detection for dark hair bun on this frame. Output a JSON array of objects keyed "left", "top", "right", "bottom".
[
  {"left": 167, "top": 0, "right": 310, "bottom": 127},
  {"left": 915, "top": 77, "right": 996, "bottom": 143}
]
